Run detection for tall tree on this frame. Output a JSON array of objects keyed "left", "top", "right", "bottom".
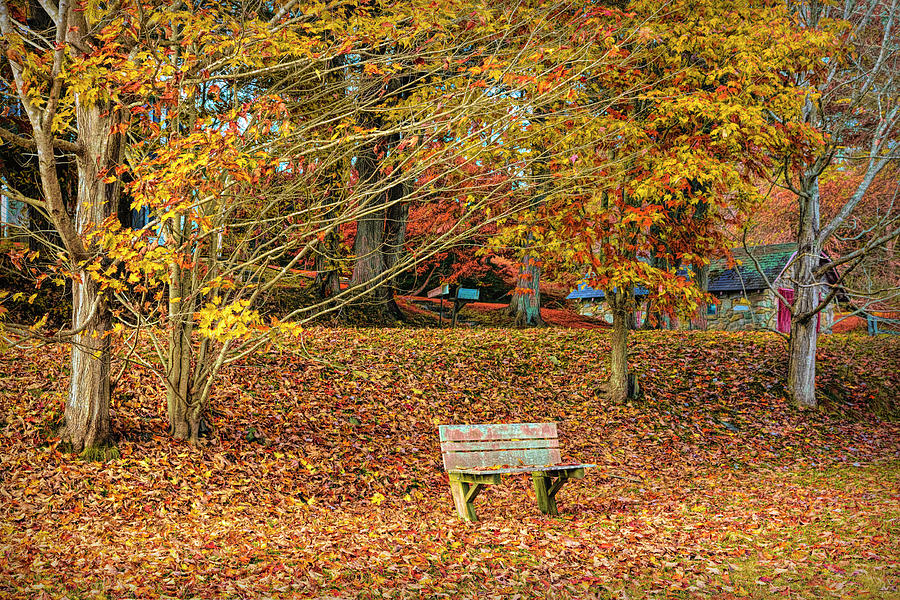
[
  {"left": 769, "top": 0, "right": 900, "bottom": 407},
  {"left": 0, "top": 0, "right": 129, "bottom": 454},
  {"left": 92, "top": 0, "right": 617, "bottom": 442},
  {"left": 514, "top": 0, "right": 829, "bottom": 402}
]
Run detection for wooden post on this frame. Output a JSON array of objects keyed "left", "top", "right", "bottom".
[
  {"left": 449, "top": 474, "right": 479, "bottom": 522},
  {"left": 532, "top": 472, "right": 557, "bottom": 515},
  {"left": 546, "top": 475, "right": 565, "bottom": 515}
]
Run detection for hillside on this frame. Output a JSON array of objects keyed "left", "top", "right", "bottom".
[{"left": 1, "top": 329, "right": 898, "bottom": 598}]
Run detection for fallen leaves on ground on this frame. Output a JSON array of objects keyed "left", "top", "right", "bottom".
[{"left": 1, "top": 328, "right": 898, "bottom": 599}]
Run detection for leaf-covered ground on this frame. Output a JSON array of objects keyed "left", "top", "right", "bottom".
[{"left": 1, "top": 329, "right": 899, "bottom": 599}]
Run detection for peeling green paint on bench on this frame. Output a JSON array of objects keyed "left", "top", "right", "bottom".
[
  {"left": 438, "top": 422, "right": 594, "bottom": 522},
  {"left": 440, "top": 422, "right": 557, "bottom": 442}
]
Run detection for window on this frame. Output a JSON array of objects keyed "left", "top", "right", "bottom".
[
  {"left": 1, "top": 194, "right": 28, "bottom": 237},
  {"left": 707, "top": 303, "right": 717, "bottom": 316}
]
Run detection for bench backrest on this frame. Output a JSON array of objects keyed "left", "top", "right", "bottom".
[{"left": 438, "top": 422, "right": 561, "bottom": 471}]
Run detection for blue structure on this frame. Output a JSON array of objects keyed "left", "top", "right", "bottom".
[{"left": 566, "top": 281, "right": 648, "bottom": 300}]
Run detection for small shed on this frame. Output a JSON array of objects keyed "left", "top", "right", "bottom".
[
  {"left": 565, "top": 244, "right": 840, "bottom": 333},
  {"left": 566, "top": 283, "right": 648, "bottom": 324},
  {"left": 705, "top": 243, "right": 837, "bottom": 333}
]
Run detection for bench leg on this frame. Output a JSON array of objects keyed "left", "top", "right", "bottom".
[
  {"left": 547, "top": 474, "right": 569, "bottom": 506},
  {"left": 531, "top": 472, "right": 559, "bottom": 516},
  {"left": 449, "top": 476, "right": 481, "bottom": 522}
]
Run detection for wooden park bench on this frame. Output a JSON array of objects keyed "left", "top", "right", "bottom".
[{"left": 438, "top": 422, "right": 594, "bottom": 522}]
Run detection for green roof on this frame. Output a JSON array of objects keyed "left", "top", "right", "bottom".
[{"left": 708, "top": 243, "right": 797, "bottom": 292}]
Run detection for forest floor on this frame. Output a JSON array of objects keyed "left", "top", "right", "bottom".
[{"left": 1, "top": 326, "right": 899, "bottom": 599}]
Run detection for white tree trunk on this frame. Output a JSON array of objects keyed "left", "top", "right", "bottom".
[
  {"left": 788, "top": 172, "right": 821, "bottom": 409},
  {"left": 788, "top": 313, "right": 818, "bottom": 408}
]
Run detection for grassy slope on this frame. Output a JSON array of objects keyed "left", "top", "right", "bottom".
[{"left": 1, "top": 329, "right": 898, "bottom": 599}]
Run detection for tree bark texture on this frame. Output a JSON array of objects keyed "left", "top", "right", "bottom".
[
  {"left": 350, "top": 147, "right": 403, "bottom": 321},
  {"left": 314, "top": 226, "right": 342, "bottom": 300},
  {"left": 788, "top": 246, "right": 821, "bottom": 408},
  {"left": 63, "top": 273, "right": 112, "bottom": 452},
  {"left": 508, "top": 254, "right": 543, "bottom": 327},
  {"left": 314, "top": 165, "right": 344, "bottom": 301},
  {"left": 164, "top": 226, "right": 212, "bottom": 443},
  {"left": 788, "top": 314, "right": 818, "bottom": 408},
  {"left": 60, "top": 102, "right": 125, "bottom": 451},
  {"left": 351, "top": 203, "right": 390, "bottom": 299},
  {"left": 608, "top": 291, "right": 630, "bottom": 403},
  {"left": 166, "top": 310, "right": 200, "bottom": 441},
  {"left": 788, "top": 174, "right": 821, "bottom": 409},
  {"left": 383, "top": 183, "right": 409, "bottom": 287}
]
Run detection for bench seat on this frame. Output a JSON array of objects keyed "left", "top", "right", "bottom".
[
  {"left": 450, "top": 464, "right": 594, "bottom": 478},
  {"left": 439, "top": 423, "right": 594, "bottom": 521}
]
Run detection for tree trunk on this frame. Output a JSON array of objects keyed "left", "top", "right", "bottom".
[
  {"left": 788, "top": 314, "right": 817, "bottom": 408},
  {"left": 641, "top": 299, "right": 662, "bottom": 330},
  {"left": 164, "top": 222, "right": 210, "bottom": 443},
  {"left": 351, "top": 201, "right": 391, "bottom": 305},
  {"left": 383, "top": 183, "right": 409, "bottom": 284},
  {"left": 2, "top": 4, "right": 125, "bottom": 454},
  {"left": 697, "top": 263, "right": 710, "bottom": 331},
  {"left": 62, "top": 273, "right": 111, "bottom": 452},
  {"left": 788, "top": 247, "right": 820, "bottom": 408},
  {"left": 314, "top": 165, "right": 343, "bottom": 301},
  {"left": 59, "top": 102, "right": 125, "bottom": 452},
  {"left": 788, "top": 173, "right": 821, "bottom": 409},
  {"left": 508, "top": 254, "right": 543, "bottom": 327},
  {"left": 608, "top": 292, "right": 630, "bottom": 403},
  {"left": 350, "top": 147, "right": 400, "bottom": 321},
  {"left": 166, "top": 313, "right": 201, "bottom": 442},
  {"left": 314, "top": 226, "right": 342, "bottom": 300},
  {"left": 382, "top": 182, "right": 408, "bottom": 319}
]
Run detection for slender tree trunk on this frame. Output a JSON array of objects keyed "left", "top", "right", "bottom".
[
  {"left": 641, "top": 297, "right": 662, "bottom": 330},
  {"left": 608, "top": 291, "right": 630, "bottom": 403},
  {"left": 697, "top": 264, "right": 710, "bottom": 331},
  {"left": 315, "top": 225, "right": 342, "bottom": 300},
  {"left": 166, "top": 308, "right": 214, "bottom": 444},
  {"left": 508, "top": 253, "right": 543, "bottom": 326},
  {"left": 788, "top": 174, "right": 821, "bottom": 408},
  {"left": 166, "top": 312, "right": 200, "bottom": 441},
  {"left": 315, "top": 165, "right": 343, "bottom": 301},
  {"left": 788, "top": 250, "right": 820, "bottom": 408},
  {"left": 164, "top": 218, "right": 211, "bottom": 443}
]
